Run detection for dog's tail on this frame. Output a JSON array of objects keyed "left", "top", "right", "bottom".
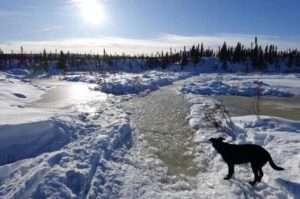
[{"left": 268, "top": 155, "right": 284, "bottom": 171}]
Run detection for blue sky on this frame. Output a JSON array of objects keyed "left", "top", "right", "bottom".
[{"left": 1, "top": 0, "right": 300, "bottom": 54}]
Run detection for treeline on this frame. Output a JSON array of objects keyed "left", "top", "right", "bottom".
[
  {"left": 218, "top": 37, "right": 300, "bottom": 70},
  {"left": 0, "top": 37, "right": 300, "bottom": 72},
  {"left": 0, "top": 44, "right": 214, "bottom": 71},
  {"left": 144, "top": 44, "right": 213, "bottom": 69}
]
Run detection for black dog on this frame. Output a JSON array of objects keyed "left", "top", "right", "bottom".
[{"left": 209, "top": 137, "right": 284, "bottom": 185}]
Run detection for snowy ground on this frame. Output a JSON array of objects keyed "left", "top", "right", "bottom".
[
  {"left": 0, "top": 71, "right": 132, "bottom": 198},
  {"left": 179, "top": 74, "right": 300, "bottom": 199},
  {"left": 0, "top": 69, "right": 197, "bottom": 199},
  {"left": 0, "top": 70, "right": 300, "bottom": 199},
  {"left": 180, "top": 74, "right": 300, "bottom": 97}
]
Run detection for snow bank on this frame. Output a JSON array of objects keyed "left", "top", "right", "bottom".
[
  {"left": 0, "top": 72, "right": 45, "bottom": 107},
  {"left": 0, "top": 72, "right": 53, "bottom": 125},
  {"left": 64, "top": 71, "right": 191, "bottom": 95},
  {"left": 181, "top": 79, "right": 293, "bottom": 97},
  {"left": 0, "top": 103, "right": 132, "bottom": 198},
  {"left": 181, "top": 74, "right": 300, "bottom": 97},
  {"left": 62, "top": 73, "right": 98, "bottom": 83},
  {"left": 0, "top": 119, "right": 74, "bottom": 166}
]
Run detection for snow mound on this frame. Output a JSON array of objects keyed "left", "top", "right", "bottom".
[
  {"left": 0, "top": 71, "right": 52, "bottom": 125},
  {"left": 62, "top": 73, "right": 98, "bottom": 83},
  {"left": 0, "top": 103, "right": 133, "bottom": 198},
  {"left": 64, "top": 71, "right": 191, "bottom": 95},
  {"left": 181, "top": 80, "right": 293, "bottom": 97},
  {"left": 0, "top": 119, "right": 74, "bottom": 166}
]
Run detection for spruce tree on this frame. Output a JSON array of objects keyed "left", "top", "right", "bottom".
[
  {"left": 287, "top": 51, "right": 294, "bottom": 68},
  {"left": 218, "top": 42, "right": 229, "bottom": 70},
  {"left": 200, "top": 43, "right": 204, "bottom": 57},
  {"left": 42, "top": 49, "right": 49, "bottom": 71},
  {"left": 180, "top": 46, "right": 188, "bottom": 68},
  {"left": 233, "top": 42, "right": 242, "bottom": 63},
  {"left": 190, "top": 45, "right": 199, "bottom": 65},
  {"left": 58, "top": 51, "right": 67, "bottom": 72}
]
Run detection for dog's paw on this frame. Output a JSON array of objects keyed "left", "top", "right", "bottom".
[
  {"left": 249, "top": 181, "right": 256, "bottom": 186},
  {"left": 224, "top": 176, "right": 231, "bottom": 180}
]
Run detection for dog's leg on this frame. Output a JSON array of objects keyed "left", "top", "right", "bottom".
[
  {"left": 257, "top": 167, "right": 264, "bottom": 182},
  {"left": 224, "top": 163, "right": 234, "bottom": 180},
  {"left": 250, "top": 163, "right": 259, "bottom": 185}
]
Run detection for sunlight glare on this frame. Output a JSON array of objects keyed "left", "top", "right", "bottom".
[{"left": 76, "top": 0, "right": 105, "bottom": 25}]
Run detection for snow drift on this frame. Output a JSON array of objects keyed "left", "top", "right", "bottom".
[{"left": 0, "top": 119, "right": 73, "bottom": 166}]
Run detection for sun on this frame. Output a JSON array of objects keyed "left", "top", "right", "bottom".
[{"left": 75, "top": 0, "right": 105, "bottom": 25}]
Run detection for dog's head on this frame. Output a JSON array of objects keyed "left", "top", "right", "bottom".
[{"left": 209, "top": 137, "right": 226, "bottom": 151}]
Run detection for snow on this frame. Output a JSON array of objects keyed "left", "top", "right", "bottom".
[
  {"left": 0, "top": 72, "right": 45, "bottom": 109},
  {"left": 178, "top": 74, "right": 300, "bottom": 199},
  {"left": 0, "top": 71, "right": 133, "bottom": 198},
  {"left": 0, "top": 71, "right": 107, "bottom": 125},
  {"left": 0, "top": 119, "right": 73, "bottom": 166},
  {"left": 0, "top": 95, "right": 132, "bottom": 198},
  {"left": 64, "top": 71, "right": 192, "bottom": 95},
  {"left": 180, "top": 74, "right": 300, "bottom": 97},
  {"left": 1, "top": 69, "right": 300, "bottom": 198}
]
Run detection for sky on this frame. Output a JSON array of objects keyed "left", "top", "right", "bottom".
[{"left": 0, "top": 0, "right": 300, "bottom": 54}]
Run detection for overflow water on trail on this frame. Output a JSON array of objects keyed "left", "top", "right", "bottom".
[
  {"left": 123, "top": 82, "right": 200, "bottom": 177},
  {"left": 215, "top": 95, "right": 300, "bottom": 121}
]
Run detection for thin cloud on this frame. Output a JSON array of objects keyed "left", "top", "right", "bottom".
[{"left": 0, "top": 33, "right": 299, "bottom": 55}]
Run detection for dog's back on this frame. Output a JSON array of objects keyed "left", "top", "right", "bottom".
[{"left": 217, "top": 142, "right": 270, "bottom": 165}]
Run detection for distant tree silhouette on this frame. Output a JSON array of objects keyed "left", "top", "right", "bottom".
[
  {"left": 233, "top": 42, "right": 243, "bottom": 63},
  {"left": 58, "top": 51, "right": 67, "bottom": 72},
  {"left": 219, "top": 42, "right": 229, "bottom": 70},
  {"left": 190, "top": 45, "right": 200, "bottom": 65},
  {"left": 42, "top": 49, "right": 49, "bottom": 71},
  {"left": 180, "top": 46, "right": 188, "bottom": 68}
]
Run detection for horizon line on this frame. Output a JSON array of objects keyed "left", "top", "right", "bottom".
[{"left": 1, "top": 33, "right": 300, "bottom": 55}]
